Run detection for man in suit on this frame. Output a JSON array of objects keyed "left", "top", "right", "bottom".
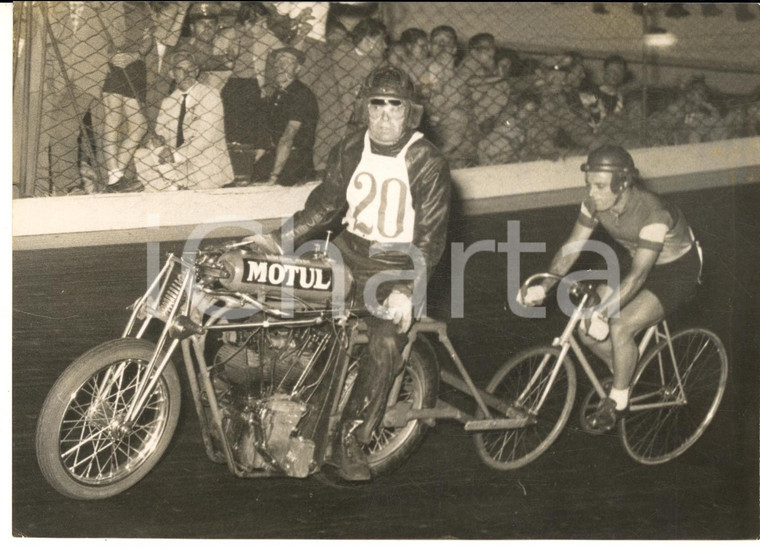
[{"left": 134, "top": 51, "right": 233, "bottom": 191}]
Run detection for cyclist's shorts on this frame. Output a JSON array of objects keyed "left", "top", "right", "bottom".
[{"left": 641, "top": 244, "right": 701, "bottom": 314}]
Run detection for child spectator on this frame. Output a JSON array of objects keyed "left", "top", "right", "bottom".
[{"left": 100, "top": 2, "right": 153, "bottom": 192}]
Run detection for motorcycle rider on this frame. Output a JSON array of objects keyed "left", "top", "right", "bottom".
[{"left": 247, "top": 65, "right": 451, "bottom": 480}]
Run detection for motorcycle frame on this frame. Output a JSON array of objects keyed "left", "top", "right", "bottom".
[{"left": 122, "top": 253, "right": 375, "bottom": 477}]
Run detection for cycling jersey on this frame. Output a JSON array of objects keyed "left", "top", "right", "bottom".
[{"left": 578, "top": 186, "right": 693, "bottom": 265}]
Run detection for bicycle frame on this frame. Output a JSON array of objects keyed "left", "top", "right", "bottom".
[{"left": 518, "top": 273, "right": 689, "bottom": 419}]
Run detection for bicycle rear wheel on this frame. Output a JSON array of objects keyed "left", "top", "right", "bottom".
[
  {"left": 474, "top": 346, "right": 576, "bottom": 470},
  {"left": 620, "top": 328, "right": 728, "bottom": 465}
]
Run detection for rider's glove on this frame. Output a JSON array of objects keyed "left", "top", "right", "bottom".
[
  {"left": 517, "top": 285, "right": 546, "bottom": 307},
  {"left": 240, "top": 233, "right": 283, "bottom": 255},
  {"left": 582, "top": 310, "right": 610, "bottom": 342},
  {"left": 384, "top": 290, "right": 413, "bottom": 334}
]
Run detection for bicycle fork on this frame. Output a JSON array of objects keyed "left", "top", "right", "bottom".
[{"left": 513, "top": 294, "right": 592, "bottom": 414}]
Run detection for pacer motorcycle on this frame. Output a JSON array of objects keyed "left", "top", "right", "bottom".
[{"left": 36, "top": 237, "right": 530, "bottom": 500}]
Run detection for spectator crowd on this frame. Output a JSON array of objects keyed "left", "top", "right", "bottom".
[{"left": 22, "top": 1, "right": 760, "bottom": 196}]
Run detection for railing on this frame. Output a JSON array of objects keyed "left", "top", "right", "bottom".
[{"left": 12, "top": 2, "right": 760, "bottom": 198}]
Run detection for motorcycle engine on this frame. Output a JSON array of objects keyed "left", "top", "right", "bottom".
[
  {"left": 209, "top": 324, "right": 331, "bottom": 477},
  {"left": 214, "top": 325, "right": 324, "bottom": 392}
]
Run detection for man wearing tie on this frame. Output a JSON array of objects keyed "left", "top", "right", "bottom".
[{"left": 134, "top": 51, "right": 233, "bottom": 191}]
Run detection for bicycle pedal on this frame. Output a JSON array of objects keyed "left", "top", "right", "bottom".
[{"left": 464, "top": 417, "right": 531, "bottom": 431}]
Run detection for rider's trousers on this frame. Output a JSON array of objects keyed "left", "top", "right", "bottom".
[
  {"left": 344, "top": 315, "right": 407, "bottom": 444},
  {"left": 333, "top": 231, "right": 414, "bottom": 444}
]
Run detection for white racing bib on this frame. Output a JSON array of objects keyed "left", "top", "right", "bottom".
[{"left": 343, "top": 131, "right": 423, "bottom": 243}]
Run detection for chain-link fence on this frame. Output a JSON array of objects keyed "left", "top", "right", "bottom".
[{"left": 13, "top": 2, "right": 760, "bottom": 198}]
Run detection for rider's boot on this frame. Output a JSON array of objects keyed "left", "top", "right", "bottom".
[{"left": 332, "top": 420, "right": 371, "bottom": 481}]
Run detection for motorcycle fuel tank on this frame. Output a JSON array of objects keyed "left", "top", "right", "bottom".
[{"left": 216, "top": 248, "right": 355, "bottom": 310}]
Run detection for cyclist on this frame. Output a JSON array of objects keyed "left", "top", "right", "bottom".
[{"left": 519, "top": 145, "right": 702, "bottom": 431}]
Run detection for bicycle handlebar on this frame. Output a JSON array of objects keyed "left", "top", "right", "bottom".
[
  {"left": 521, "top": 272, "right": 602, "bottom": 309},
  {"left": 521, "top": 272, "right": 562, "bottom": 289}
]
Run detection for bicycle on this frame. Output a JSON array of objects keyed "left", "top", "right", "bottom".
[{"left": 468, "top": 272, "right": 728, "bottom": 470}]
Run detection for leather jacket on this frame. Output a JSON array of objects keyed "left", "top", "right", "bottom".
[{"left": 281, "top": 128, "right": 451, "bottom": 298}]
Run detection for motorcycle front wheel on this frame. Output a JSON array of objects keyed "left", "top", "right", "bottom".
[{"left": 36, "top": 338, "right": 181, "bottom": 500}]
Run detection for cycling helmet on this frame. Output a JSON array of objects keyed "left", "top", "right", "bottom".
[
  {"left": 357, "top": 65, "right": 424, "bottom": 129},
  {"left": 581, "top": 145, "right": 638, "bottom": 192}
]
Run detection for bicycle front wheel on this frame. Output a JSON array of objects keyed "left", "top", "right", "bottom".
[
  {"left": 474, "top": 346, "right": 576, "bottom": 470},
  {"left": 620, "top": 328, "right": 728, "bottom": 465}
]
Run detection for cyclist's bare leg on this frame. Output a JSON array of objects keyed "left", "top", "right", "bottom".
[
  {"left": 578, "top": 329, "right": 614, "bottom": 373},
  {"left": 608, "top": 289, "right": 665, "bottom": 391}
]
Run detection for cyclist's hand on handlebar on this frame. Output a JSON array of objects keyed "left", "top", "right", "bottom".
[
  {"left": 580, "top": 310, "right": 610, "bottom": 341},
  {"left": 384, "top": 290, "right": 413, "bottom": 334},
  {"left": 517, "top": 285, "right": 546, "bottom": 307}
]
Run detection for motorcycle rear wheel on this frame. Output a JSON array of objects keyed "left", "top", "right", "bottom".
[
  {"left": 36, "top": 338, "right": 181, "bottom": 500},
  {"left": 364, "top": 336, "right": 440, "bottom": 475},
  {"left": 318, "top": 336, "right": 439, "bottom": 485}
]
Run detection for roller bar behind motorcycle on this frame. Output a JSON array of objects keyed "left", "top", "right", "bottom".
[{"left": 36, "top": 236, "right": 523, "bottom": 500}]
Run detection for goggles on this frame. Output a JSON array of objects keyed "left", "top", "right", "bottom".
[{"left": 368, "top": 98, "right": 406, "bottom": 119}]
